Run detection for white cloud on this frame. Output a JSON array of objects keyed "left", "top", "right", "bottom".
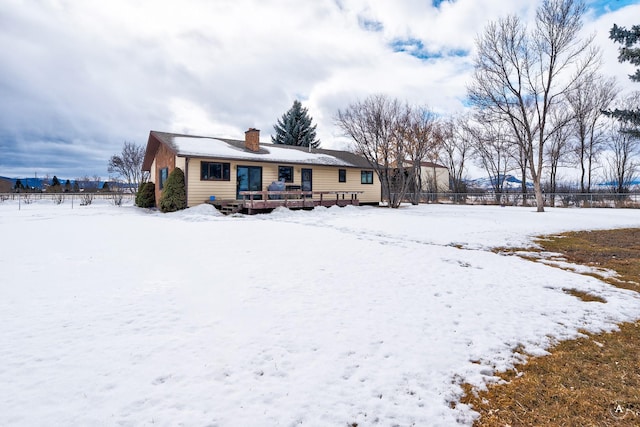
[{"left": 0, "top": 0, "right": 637, "bottom": 179}]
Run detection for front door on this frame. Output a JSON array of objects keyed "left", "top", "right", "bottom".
[
  {"left": 237, "top": 166, "right": 263, "bottom": 199},
  {"left": 301, "top": 168, "right": 313, "bottom": 193}
]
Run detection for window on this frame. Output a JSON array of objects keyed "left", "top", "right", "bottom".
[
  {"left": 361, "top": 170, "right": 373, "bottom": 184},
  {"left": 278, "top": 166, "right": 294, "bottom": 183},
  {"left": 159, "top": 167, "right": 169, "bottom": 189},
  {"left": 338, "top": 169, "right": 346, "bottom": 183},
  {"left": 201, "top": 162, "right": 230, "bottom": 181}
]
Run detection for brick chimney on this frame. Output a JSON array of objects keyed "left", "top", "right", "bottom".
[{"left": 244, "top": 128, "right": 260, "bottom": 152}]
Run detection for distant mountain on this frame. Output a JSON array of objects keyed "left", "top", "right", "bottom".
[
  {"left": 596, "top": 179, "right": 640, "bottom": 190},
  {"left": 0, "top": 176, "right": 48, "bottom": 190},
  {"left": 468, "top": 175, "right": 640, "bottom": 192},
  {"left": 467, "top": 175, "right": 533, "bottom": 191}
]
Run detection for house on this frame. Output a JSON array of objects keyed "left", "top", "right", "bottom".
[
  {"left": 0, "top": 177, "right": 12, "bottom": 193},
  {"left": 142, "top": 129, "right": 382, "bottom": 212}
]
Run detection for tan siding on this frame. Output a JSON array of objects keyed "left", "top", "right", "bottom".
[
  {"left": 184, "top": 157, "right": 381, "bottom": 206},
  {"left": 420, "top": 166, "right": 450, "bottom": 192},
  {"left": 186, "top": 158, "right": 237, "bottom": 205},
  {"left": 303, "top": 166, "right": 381, "bottom": 204},
  {"left": 150, "top": 159, "right": 157, "bottom": 185},
  {"left": 435, "top": 168, "right": 449, "bottom": 192}
]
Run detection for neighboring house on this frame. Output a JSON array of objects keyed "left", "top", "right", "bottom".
[
  {"left": 142, "top": 129, "right": 382, "bottom": 210},
  {"left": 0, "top": 178, "right": 12, "bottom": 193},
  {"left": 417, "top": 161, "right": 450, "bottom": 193}
]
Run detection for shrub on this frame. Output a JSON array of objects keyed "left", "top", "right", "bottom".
[
  {"left": 110, "top": 188, "right": 124, "bottom": 206},
  {"left": 159, "top": 168, "right": 187, "bottom": 212},
  {"left": 136, "top": 182, "right": 156, "bottom": 208},
  {"left": 80, "top": 193, "right": 93, "bottom": 206}
]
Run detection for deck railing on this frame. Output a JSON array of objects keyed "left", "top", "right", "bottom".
[{"left": 239, "top": 190, "right": 364, "bottom": 210}]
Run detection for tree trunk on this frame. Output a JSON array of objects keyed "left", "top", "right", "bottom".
[{"left": 533, "top": 179, "right": 545, "bottom": 212}]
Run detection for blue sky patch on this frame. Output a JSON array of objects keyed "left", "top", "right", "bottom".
[
  {"left": 358, "top": 16, "right": 383, "bottom": 32},
  {"left": 390, "top": 38, "right": 468, "bottom": 60},
  {"left": 432, "top": 0, "right": 453, "bottom": 8},
  {"left": 587, "top": 0, "right": 638, "bottom": 17}
]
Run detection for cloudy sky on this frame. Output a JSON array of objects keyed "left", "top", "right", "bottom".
[{"left": 1, "top": 0, "right": 639, "bottom": 180}]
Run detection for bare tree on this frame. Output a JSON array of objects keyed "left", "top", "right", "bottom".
[
  {"left": 75, "top": 175, "right": 99, "bottom": 192},
  {"left": 468, "top": 0, "right": 600, "bottom": 212},
  {"left": 545, "top": 106, "right": 573, "bottom": 205},
  {"left": 469, "top": 117, "right": 517, "bottom": 204},
  {"left": 604, "top": 93, "right": 640, "bottom": 194},
  {"left": 438, "top": 115, "right": 472, "bottom": 198},
  {"left": 108, "top": 142, "right": 149, "bottom": 193},
  {"left": 566, "top": 74, "right": 619, "bottom": 192},
  {"left": 605, "top": 123, "right": 639, "bottom": 194},
  {"left": 512, "top": 131, "right": 530, "bottom": 205},
  {"left": 75, "top": 175, "right": 102, "bottom": 205},
  {"left": 335, "top": 95, "right": 409, "bottom": 208},
  {"left": 402, "top": 106, "right": 439, "bottom": 204}
]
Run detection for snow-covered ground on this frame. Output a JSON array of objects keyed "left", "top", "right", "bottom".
[{"left": 2, "top": 200, "right": 640, "bottom": 426}]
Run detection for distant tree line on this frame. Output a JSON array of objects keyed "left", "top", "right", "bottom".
[{"left": 12, "top": 175, "right": 110, "bottom": 193}]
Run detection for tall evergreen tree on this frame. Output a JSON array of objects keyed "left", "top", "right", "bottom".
[
  {"left": 271, "top": 100, "right": 320, "bottom": 148},
  {"left": 608, "top": 24, "right": 640, "bottom": 137},
  {"left": 14, "top": 179, "right": 24, "bottom": 191},
  {"left": 50, "top": 176, "right": 62, "bottom": 192}
]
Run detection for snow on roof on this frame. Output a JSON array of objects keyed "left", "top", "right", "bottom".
[{"left": 172, "top": 136, "right": 357, "bottom": 167}]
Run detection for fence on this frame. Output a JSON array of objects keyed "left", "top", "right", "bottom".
[
  {"left": 412, "top": 191, "right": 640, "bottom": 208},
  {"left": 0, "top": 192, "right": 136, "bottom": 207},
  {"left": 4, "top": 191, "right": 639, "bottom": 209}
]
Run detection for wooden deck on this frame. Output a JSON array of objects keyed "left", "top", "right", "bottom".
[{"left": 207, "top": 190, "right": 364, "bottom": 215}]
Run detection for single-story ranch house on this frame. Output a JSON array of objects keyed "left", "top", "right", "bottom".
[{"left": 142, "top": 129, "right": 382, "bottom": 212}]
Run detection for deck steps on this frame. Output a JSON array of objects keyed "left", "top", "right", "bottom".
[{"left": 218, "top": 202, "right": 242, "bottom": 215}]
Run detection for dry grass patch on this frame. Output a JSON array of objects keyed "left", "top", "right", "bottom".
[
  {"left": 562, "top": 288, "right": 607, "bottom": 303},
  {"left": 460, "top": 228, "right": 640, "bottom": 426},
  {"left": 461, "top": 322, "right": 640, "bottom": 426},
  {"left": 535, "top": 228, "right": 640, "bottom": 292}
]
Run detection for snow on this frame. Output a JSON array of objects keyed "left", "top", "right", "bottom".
[
  {"left": 172, "top": 136, "right": 355, "bottom": 166},
  {"left": 2, "top": 201, "right": 640, "bottom": 426}
]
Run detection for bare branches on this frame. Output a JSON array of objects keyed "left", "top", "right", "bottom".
[
  {"left": 336, "top": 95, "right": 405, "bottom": 207},
  {"left": 467, "top": 0, "right": 597, "bottom": 211},
  {"left": 437, "top": 115, "right": 473, "bottom": 195},
  {"left": 108, "top": 141, "right": 148, "bottom": 193},
  {"left": 469, "top": 118, "right": 518, "bottom": 203},
  {"left": 566, "top": 74, "right": 619, "bottom": 192},
  {"left": 335, "top": 95, "right": 440, "bottom": 207},
  {"left": 605, "top": 92, "right": 640, "bottom": 193},
  {"left": 402, "top": 106, "right": 439, "bottom": 204}
]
